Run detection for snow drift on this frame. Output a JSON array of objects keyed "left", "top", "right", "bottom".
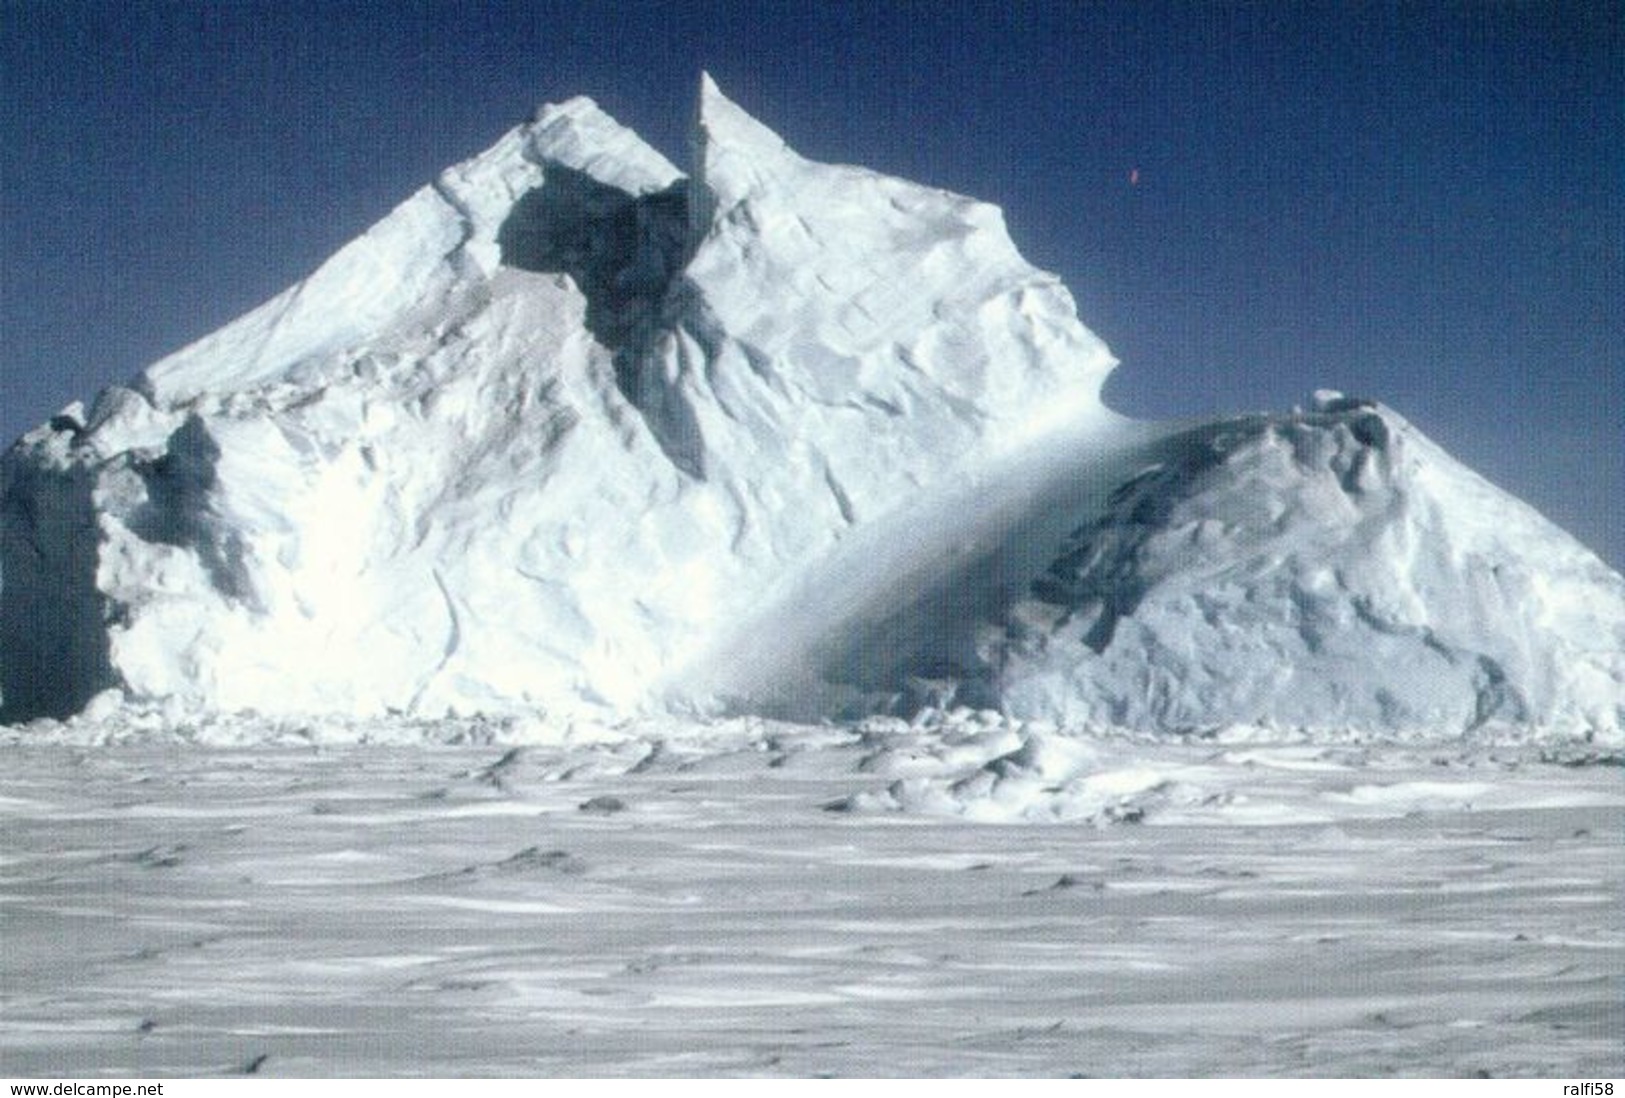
[{"left": 2, "top": 76, "right": 1621, "bottom": 738}]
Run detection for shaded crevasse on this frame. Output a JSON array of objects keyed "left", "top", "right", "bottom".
[
  {"left": 0, "top": 417, "right": 116, "bottom": 720},
  {"left": 493, "top": 167, "right": 707, "bottom": 478}
]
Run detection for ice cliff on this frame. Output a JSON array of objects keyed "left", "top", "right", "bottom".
[{"left": 3, "top": 76, "right": 1622, "bottom": 738}]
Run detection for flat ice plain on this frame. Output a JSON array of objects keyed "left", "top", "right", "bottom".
[{"left": 1, "top": 717, "right": 1619, "bottom": 1077}]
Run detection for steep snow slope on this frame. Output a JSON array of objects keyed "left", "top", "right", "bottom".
[{"left": 0, "top": 78, "right": 1118, "bottom": 723}]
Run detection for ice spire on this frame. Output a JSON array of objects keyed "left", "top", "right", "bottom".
[{"left": 688, "top": 72, "right": 794, "bottom": 245}]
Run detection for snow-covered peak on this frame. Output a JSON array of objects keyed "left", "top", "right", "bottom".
[
  {"left": 2, "top": 77, "right": 1120, "bottom": 725},
  {"left": 138, "top": 96, "right": 683, "bottom": 412},
  {"left": 695, "top": 72, "right": 788, "bottom": 160},
  {"left": 671, "top": 77, "right": 1116, "bottom": 468},
  {"left": 526, "top": 95, "right": 682, "bottom": 194},
  {"left": 688, "top": 72, "right": 794, "bottom": 235}
]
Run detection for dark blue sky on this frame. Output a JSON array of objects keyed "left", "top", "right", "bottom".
[{"left": 3, "top": 1, "right": 1621, "bottom": 568}]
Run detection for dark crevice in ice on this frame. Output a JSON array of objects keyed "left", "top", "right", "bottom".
[
  {"left": 126, "top": 417, "right": 258, "bottom": 608},
  {"left": 0, "top": 441, "right": 117, "bottom": 722},
  {"left": 498, "top": 169, "right": 707, "bottom": 479}
]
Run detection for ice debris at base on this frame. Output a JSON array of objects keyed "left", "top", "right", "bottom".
[
  {"left": 5, "top": 707, "right": 1618, "bottom": 829},
  {"left": 2, "top": 76, "right": 1623, "bottom": 740}
]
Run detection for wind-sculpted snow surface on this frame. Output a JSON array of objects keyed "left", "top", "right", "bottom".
[
  {"left": 2, "top": 721, "right": 1621, "bottom": 1075},
  {"left": 2, "top": 77, "right": 1622, "bottom": 739}
]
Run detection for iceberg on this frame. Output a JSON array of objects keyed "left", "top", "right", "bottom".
[{"left": 2, "top": 77, "right": 1620, "bottom": 739}]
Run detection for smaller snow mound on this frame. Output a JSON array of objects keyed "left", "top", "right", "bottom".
[{"left": 984, "top": 399, "right": 1625, "bottom": 740}]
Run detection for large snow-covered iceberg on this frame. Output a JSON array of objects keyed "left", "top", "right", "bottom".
[{"left": 2, "top": 76, "right": 1621, "bottom": 738}]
